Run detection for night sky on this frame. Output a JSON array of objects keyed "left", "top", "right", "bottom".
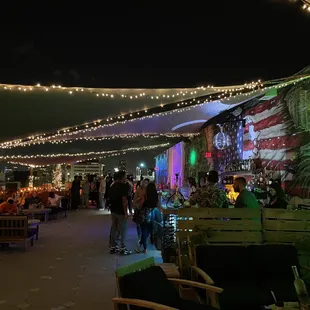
[
  {"left": 0, "top": 0, "right": 308, "bottom": 170},
  {"left": 0, "top": 0, "right": 308, "bottom": 88}
]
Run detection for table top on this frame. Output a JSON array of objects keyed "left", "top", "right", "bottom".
[{"left": 22, "top": 208, "right": 51, "bottom": 214}]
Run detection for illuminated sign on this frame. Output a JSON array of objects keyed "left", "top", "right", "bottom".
[{"left": 205, "top": 152, "right": 212, "bottom": 158}]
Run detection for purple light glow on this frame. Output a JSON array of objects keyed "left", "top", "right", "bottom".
[{"left": 168, "top": 142, "right": 184, "bottom": 188}]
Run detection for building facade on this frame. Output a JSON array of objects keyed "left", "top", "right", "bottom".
[{"left": 70, "top": 162, "right": 103, "bottom": 180}]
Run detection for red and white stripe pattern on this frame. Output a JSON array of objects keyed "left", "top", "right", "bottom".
[{"left": 242, "top": 96, "right": 301, "bottom": 183}]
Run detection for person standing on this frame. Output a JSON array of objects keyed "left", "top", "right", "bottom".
[
  {"left": 82, "top": 176, "right": 90, "bottom": 209},
  {"left": 133, "top": 178, "right": 149, "bottom": 246},
  {"left": 233, "top": 177, "right": 259, "bottom": 209},
  {"left": 136, "top": 182, "right": 158, "bottom": 254},
  {"left": 109, "top": 171, "right": 131, "bottom": 255},
  {"left": 71, "top": 176, "right": 81, "bottom": 211},
  {"left": 98, "top": 176, "right": 106, "bottom": 210},
  {"left": 90, "top": 177, "right": 98, "bottom": 207},
  {"left": 125, "top": 175, "right": 134, "bottom": 215},
  {"left": 104, "top": 175, "right": 113, "bottom": 210}
]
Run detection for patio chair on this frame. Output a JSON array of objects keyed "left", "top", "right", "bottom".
[{"left": 113, "top": 257, "right": 222, "bottom": 310}]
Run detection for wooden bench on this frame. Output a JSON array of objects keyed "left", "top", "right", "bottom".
[
  {"left": 176, "top": 207, "right": 310, "bottom": 281},
  {"left": 177, "top": 208, "right": 262, "bottom": 272},
  {"left": 263, "top": 208, "right": 310, "bottom": 282},
  {"left": 0, "top": 216, "right": 35, "bottom": 251}
]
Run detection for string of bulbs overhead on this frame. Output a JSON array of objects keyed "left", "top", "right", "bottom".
[
  {"left": 1, "top": 75, "right": 309, "bottom": 150},
  {"left": 301, "top": 0, "right": 310, "bottom": 12},
  {"left": 0, "top": 133, "right": 197, "bottom": 149},
  {"left": 0, "top": 81, "right": 260, "bottom": 99},
  {"left": 0, "top": 142, "right": 170, "bottom": 161}
]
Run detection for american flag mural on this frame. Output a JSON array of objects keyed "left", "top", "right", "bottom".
[
  {"left": 242, "top": 95, "right": 305, "bottom": 193},
  {"left": 204, "top": 87, "right": 310, "bottom": 197}
]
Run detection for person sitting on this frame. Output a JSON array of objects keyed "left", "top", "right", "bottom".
[
  {"left": 24, "top": 191, "right": 43, "bottom": 209},
  {"left": 190, "top": 171, "right": 228, "bottom": 208},
  {"left": 0, "top": 197, "right": 18, "bottom": 215},
  {"left": 47, "top": 191, "right": 62, "bottom": 215},
  {"left": 233, "top": 177, "right": 259, "bottom": 209},
  {"left": 266, "top": 182, "right": 288, "bottom": 209}
]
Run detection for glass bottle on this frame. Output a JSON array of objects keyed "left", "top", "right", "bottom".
[{"left": 292, "top": 266, "right": 309, "bottom": 309}]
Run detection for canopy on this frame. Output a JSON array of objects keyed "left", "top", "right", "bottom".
[{"left": 0, "top": 73, "right": 309, "bottom": 166}]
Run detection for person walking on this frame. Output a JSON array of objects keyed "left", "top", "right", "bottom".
[{"left": 109, "top": 171, "right": 131, "bottom": 255}]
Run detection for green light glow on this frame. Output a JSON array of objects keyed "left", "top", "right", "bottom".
[{"left": 189, "top": 149, "right": 197, "bottom": 166}]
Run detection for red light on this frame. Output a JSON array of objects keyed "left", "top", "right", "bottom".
[{"left": 205, "top": 152, "right": 212, "bottom": 158}]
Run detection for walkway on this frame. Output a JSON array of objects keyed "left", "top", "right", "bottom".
[{"left": 0, "top": 210, "right": 162, "bottom": 310}]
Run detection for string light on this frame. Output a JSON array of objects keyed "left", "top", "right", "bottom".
[
  {"left": 0, "top": 82, "right": 265, "bottom": 149},
  {"left": 0, "top": 82, "right": 259, "bottom": 100},
  {"left": 1, "top": 75, "right": 309, "bottom": 150},
  {"left": 288, "top": 0, "right": 310, "bottom": 12},
  {"left": 0, "top": 142, "right": 171, "bottom": 161},
  {"left": 0, "top": 133, "right": 197, "bottom": 149},
  {"left": 301, "top": 0, "right": 310, "bottom": 12}
]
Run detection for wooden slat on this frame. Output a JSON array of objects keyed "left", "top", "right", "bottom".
[
  {"left": 264, "top": 231, "right": 310, "bottom": 244},
  {"left": 0, "top": 216, "right": 28, "bottom": 240},
  {"left": 178, "top": 231, "right": 262, "bottom": 243},
  {"left": 179, "top": 208, "right": 261, "bottom": 219},
  {"left": 178, "top": 219, "right": 261, "bottom": 231},
  {"left": 0, "top": 227, "right": 25, "bottom": 230},
  {"left": 264, "top": 220, "right": 310, "bottom": 232},
  {"left": 263, "top": 209, "right": 310, "bottom": 221}
]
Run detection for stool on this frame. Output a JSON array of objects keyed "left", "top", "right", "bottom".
[{"left": 157, "top": 263, "right": 180, "bottom": 278}]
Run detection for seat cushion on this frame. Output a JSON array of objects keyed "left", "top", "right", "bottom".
[
  {"left": 219, "top": 282, "right": 273, "bottom": 310},
  {"left": 248, "top": 244, "right": 299, "bottom": 302},
  {"left": 196, "top": 245, "right": 250, "bottom": 284},
  {"left": 119, "top": 265, "right": 180, "bottom": 306}
]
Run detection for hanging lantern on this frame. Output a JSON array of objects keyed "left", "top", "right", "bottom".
[{"left": 213, "top": 124, "right": 231, "bottom": 150}]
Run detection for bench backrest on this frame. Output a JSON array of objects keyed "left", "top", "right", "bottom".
[
  {"left": 263, "top": 208, "right": 310, "bottom": 247},
  {"left": 0, "top": 216, "right": 28, "bottom": 240},
  {"left": 177, "top": 208, "right": 262, "bottom": 244}
]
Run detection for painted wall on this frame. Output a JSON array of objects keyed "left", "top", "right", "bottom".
[{"left": 184, "top": 134, "right": 210, "bottom": 181}]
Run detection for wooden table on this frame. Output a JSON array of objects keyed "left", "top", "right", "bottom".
[
  {"left": 22, "top": 208, "right": 51, "bottom": 223},
  {"left": 28, "top": 219, "right": 40, "bottom": 240}
]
